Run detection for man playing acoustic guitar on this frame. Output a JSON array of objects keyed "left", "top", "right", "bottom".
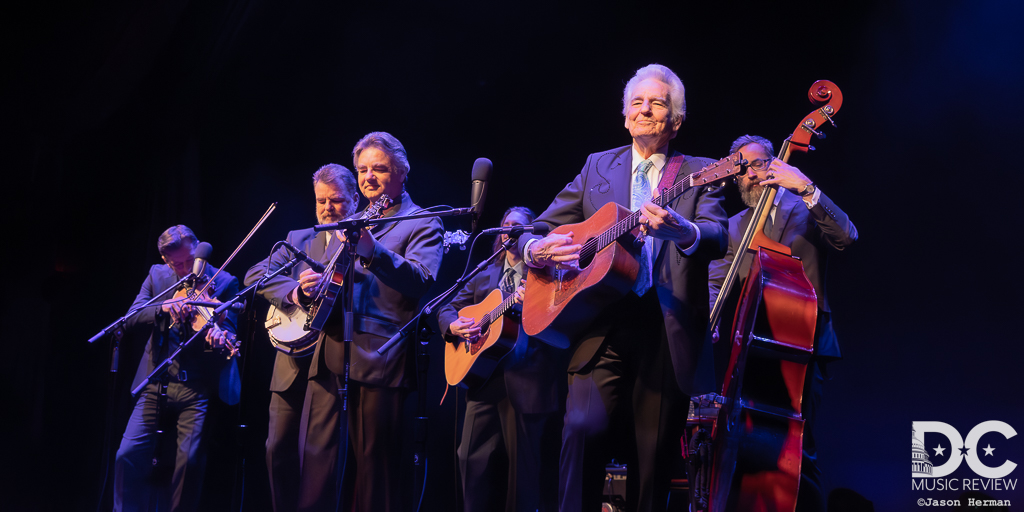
[
  {"left": 519, "top": 64, "right": 729, "bottom": 512},
  {"left": 439, "top": 206, "right": 566, "bottom": 512}
]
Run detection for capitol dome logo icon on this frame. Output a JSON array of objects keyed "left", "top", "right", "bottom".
[{"left": 912, "top": 427, "right": 933, "bottom": 476}]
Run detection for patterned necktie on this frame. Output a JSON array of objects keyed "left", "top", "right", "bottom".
[
  {"left": 500, "top": 266, "right": 518, "bottom": 295},
  {"left": 632, "top": 159, "right": 654, "bottom": 296}
]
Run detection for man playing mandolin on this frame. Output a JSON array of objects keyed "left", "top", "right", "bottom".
[
  {"left": 244, "top": 163, "right": 360, "bottom": 512},
  {"left": 322, "top": 131, "right": 444, "bottom": 512},
  {"left": 519, "top": 64, "right": 729, "bottom": 511},
  {"left": 709, "top": 134, "right": 857, "bottom": 512}
]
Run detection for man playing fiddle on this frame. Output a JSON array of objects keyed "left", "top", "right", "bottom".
[{"left": 114, "top": 225, "right": 240, "bottom": 512}]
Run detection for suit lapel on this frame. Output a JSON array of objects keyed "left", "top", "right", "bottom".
[
  {"left": 771, "top": 191, "right": 799, "bottom": 242},
  {"left": 486, "top": 264, "right": 502, "bottom": 293},
  {"left": 610, "top": 149, "right": 633, "bottom": 209},
  {"left": 309, "top": 230, "right": 330, "bottom": 264}
]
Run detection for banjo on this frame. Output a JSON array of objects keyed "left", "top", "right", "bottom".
[{"left": 265, "top": 304, "right": 322, "bottom": 357}]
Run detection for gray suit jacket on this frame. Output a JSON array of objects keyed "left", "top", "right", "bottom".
[
  {"left": 519, "top": 145, "right": 728, "bottom": 395},
  {"left": 708, "top": 189, "right": 857, "bottom": 359}
]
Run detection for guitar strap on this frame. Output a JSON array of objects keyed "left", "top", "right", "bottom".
[
  {"left": 656, "top": 153, "right": 687, "bottom": 196},
  {"left": 653, "top": 153, "right": 696, "bottom": 264}
]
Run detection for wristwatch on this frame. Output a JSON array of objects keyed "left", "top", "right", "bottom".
[{"left": 799, "top": 182, "right": 816, "bottom": 197}]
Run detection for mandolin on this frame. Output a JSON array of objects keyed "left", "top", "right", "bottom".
[{"left": 305, "top": 194, "right": 391, "bottom": 332}]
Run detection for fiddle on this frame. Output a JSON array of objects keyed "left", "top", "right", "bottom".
[{"left": 167, "top": 274, "right": 240, "bottom": 358}]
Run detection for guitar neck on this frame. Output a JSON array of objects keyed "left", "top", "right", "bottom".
[{"left": 480, "top": 291, "right": 519, "bottom": 330}]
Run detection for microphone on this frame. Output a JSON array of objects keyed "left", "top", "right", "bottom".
[
  {"left": 470, "top": 158, "right": 492, "bottom": 232},
  {"left": 184, "top": 300, "right": 246, "bottom": 312},
  {"left": 480, "top": 222, "right": 551, "bottom": 236},
  {"left": 192, "top": 242, "right": 213, "bottom": 277},
  {"left": 281, "top": 241, "right": 326, "bottom": 273}
]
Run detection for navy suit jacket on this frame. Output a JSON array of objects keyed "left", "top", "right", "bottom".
[
  {"left": 127, "top": 263, "right": 240, "bottom": 402},
  {"left": 437, "top": 263, "right": 566, "bottom": 414},
  {"left": 708, "top": 189, "right": 857, "bottom": 359},
  {"left": 519, "top": 145, "right": 729, "bottom": 395}
]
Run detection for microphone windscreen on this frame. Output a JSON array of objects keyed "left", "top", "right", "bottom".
[
  {"left": 471, "top": 158, "right": 493, "bottom": 181},
  {"left": 530, "top": 222, "right": 551, "bottom": 236},
  {"left": 194, "top": 242, "right": 213, "bottom": 260}
]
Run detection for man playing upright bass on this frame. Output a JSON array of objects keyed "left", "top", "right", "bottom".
[{"left": 709, "top": 134, "right": 857, "bottom": 512}]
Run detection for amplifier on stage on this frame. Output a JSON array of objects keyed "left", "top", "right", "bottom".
[{"left": 601, "top": 461, "right": 627, "bottom": 512}]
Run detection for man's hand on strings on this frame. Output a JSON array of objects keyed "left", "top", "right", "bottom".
[
  {"left": 450, "top": 316, "right": 481, "bottom": 344},
  {"left": 529, "top": 233, "right": 581, "bottom": 270},
  {"left": 639, "top": 202, "right": 696, "bottom": 247}
]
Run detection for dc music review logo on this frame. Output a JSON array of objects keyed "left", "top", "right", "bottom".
[{"left": 912, "top": 421, "right": 1018, "bottom": 493}]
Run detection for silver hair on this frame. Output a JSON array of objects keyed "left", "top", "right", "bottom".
[
  {"left": 312, "top": 163, "right": 360, "bottom": 217},
  {"left": 352, "top": 131, "right": 411, "bottom": 183},
  {"left": 729, "top": 134, "right": 775, "bottom": 157},
  {"left": 621, "top": 64, "right": 686, "bottom": 123}
]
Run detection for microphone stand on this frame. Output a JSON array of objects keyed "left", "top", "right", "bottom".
[
  {"left": 88, "top": 273, "right": 194, "bottom": 512},
  {"left": 378, "top": 229, "right": 525, "bottom": 356},
  {"left": 374, "top": 230, "right": 525, "bottom": 507},
  {"left": 88, "top": 273, "right": 196, "bottom": 371},
  {"left": 312, "top": 207, "right": 474, "bottom": 233},
  {"left": 316, "top": 204, "right": 477, "bottom": 508},
  {"left": 130, "top": 258, "right": 301, "bottom": 398}
]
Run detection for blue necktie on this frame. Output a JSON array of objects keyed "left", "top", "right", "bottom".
[{"left": 632, "top": 159, "right": 654, "bottom": 296}]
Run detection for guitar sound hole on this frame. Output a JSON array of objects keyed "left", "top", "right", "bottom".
[{"left": 578, "top": 237, "right": 597, "bottom": 269}]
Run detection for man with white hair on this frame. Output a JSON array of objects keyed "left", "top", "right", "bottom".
[{"left": 520, "top": 64, "right": 728, "bottom": 511}]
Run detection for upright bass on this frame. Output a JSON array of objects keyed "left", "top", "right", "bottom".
[{"left": 706, "top": 81, "right": 843, "bottom": 512}]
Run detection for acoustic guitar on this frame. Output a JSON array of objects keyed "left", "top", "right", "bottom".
[
  {"left": 444, "top": 289, "right": 522, "bottom": 388},
  {"left": 522, "top": 154, "right": 745, "bottom": 348}
]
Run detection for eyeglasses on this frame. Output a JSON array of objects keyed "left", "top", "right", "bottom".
[{"left": 745, "top": 158, "right": 773, "bottom": 172}]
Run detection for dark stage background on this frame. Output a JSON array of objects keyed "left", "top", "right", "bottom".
[{"left": 4, "top": 1, "right": 1023, "bottom": 511}]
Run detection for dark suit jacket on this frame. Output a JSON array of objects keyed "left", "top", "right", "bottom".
[
  {"left": 437, "top": 263, "right": 566, "bottom": 414},
  {"left": 519, "top": 145, "right": 729, "bottom": 395},
  {"left": 127, "top": 263, "right": 240, "bottom": 401},
  {"left": 708, "top": 190, "right": 857, "bottom": 359},
  {"left": 321, "top": 191, "right": 445, "bottom": 387},
  {"left": 244, "top": 227, "right": 325, "bottom": 393},
  {"left": 246, "top": 191, "right": 444, "bottom": 389}
]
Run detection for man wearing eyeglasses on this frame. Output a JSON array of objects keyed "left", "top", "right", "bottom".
[
  {"left": 708, "top": 134, "right": 858, "bottom": 512},
  {"left": 114, "top": 225, "right": 240, "bottom": 512}
]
